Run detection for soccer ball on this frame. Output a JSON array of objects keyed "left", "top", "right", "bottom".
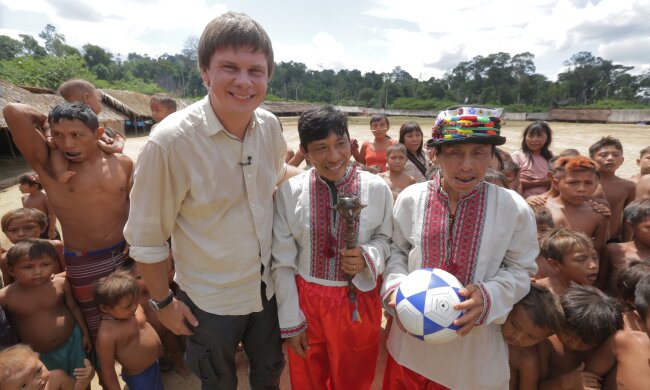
[{"left": 395, "top": 268, "right": 465, "bottom": 344}]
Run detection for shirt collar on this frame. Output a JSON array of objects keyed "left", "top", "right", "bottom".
[{"left": 201, "top": 95, "right": 265, "bottom": 137}]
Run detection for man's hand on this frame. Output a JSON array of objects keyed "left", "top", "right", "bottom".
[
  {"left": 453, "top": 284, "right": 484, "bottom": 336},
  {"left": 387, "top": 289, "right": 408, "bottom": 333},
  {"left": 287, "top": 332, "right": 309, "bottom": 357},
  {"left": 340, "top": 247, "right": 366, "bottom": 277},
  {"left": 157, "top": 298, "right": 199, "bottom": 336}
]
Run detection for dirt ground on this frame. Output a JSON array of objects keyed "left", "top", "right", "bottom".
[{"left": 1, "top": 118, "right": 649, "bottom": 389}]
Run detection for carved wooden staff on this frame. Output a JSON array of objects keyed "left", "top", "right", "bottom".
[{"left": 333, "top": 193, "right": 366, "bottom": 322}]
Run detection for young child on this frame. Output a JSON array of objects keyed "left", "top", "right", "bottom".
[
  {"left": 584, "top": 274, "right": 650, "bottom": 389},
  {"left": 511, "top": 121, "right": 554, "bottom": 199},
  {"left": 0, "top": 240, "right": 91, "bottom": 377},
  {"left": 379, "top": 143, "right": 416, "bottom": 200},
  {"left": 149, "top": 94, "right": 177, "bottom": 125},
  {"left": 545, "top": 156, "right": 609, "bottom": 254},
  {"left": 538, "top": 285, "right": 622, "bottom": 390},
  {"left": 536, "top": 228, "right": 599, "bottom": 295},
  {"left": 94, "top": 270, "right": 163, "bottom": 390},
  {"left": 0, "top": 344, "right": 95, "bottom": 390},
  {"left": 502, "top": 284, "right": 564, "bottom": 390},
  {"left": 601, "top": 198, "right": 650, "bottom": 291},
  {"left": 533, "top": 206, "right": 556, "bottom": 279},
  {"left": 4, "top": 102, "right": 134, "bottom": 342},
  {"left": 613, "top": 260, "right": 650, "bottom": 331},
  {"left": 359, "top": 113, "right": 394, "bottom": 173},
  {"left": 502, "top": 160, "right": 523, "bottom": 195},
  {"left": 1, "top": 208, "right": 65, "bottom": 286},
  {"left": 589, "top": 136, "right": 636, "bottom": 242},
  {"left": 630, "top": 145, "right": 650, "bottom": 183},
  {"left": 272, "top": 105, "right": 393, "bottom": 390},
  {"left": 18, "top": 173, "right": 59, "bottom": 240}
]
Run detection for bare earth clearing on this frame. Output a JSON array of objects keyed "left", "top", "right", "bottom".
[{"left": 0, "top": 118, "right": 649, "bottom": 388}]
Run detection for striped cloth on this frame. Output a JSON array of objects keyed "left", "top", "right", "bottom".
[{"left": 64, "top": 241, "right": 133, "bottom": 342}]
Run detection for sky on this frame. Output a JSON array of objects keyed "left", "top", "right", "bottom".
[{"left": 1, "top": 0, "right": 649, "bottom": 81}]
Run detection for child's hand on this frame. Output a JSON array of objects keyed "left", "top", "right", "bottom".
[
  {"left": 73, "top": 359, "right": 95, "bottom": 390},
  {"left": 82, "top": 333, "right": 92, "bottom": 353},
  {"left": 561, "top": 363, "right": 602, "bottom": 389},
  {"left": 526, "top": 194, "right": 548, "bottom": 207},
  {"left": 589, "top": 199, "right": 611, "bottom": 218},
  {"left": 387, "top": 290, "right": 408, "bottom": 334},
  {"left": 287, "top": 332, "right": 309, "bottom": 358}
]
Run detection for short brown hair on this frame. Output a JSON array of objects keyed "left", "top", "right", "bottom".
[
  {"left": 94, "top": 270, "right": 140, "bottom": 308},
  {"left": 0, "top": 344, "right": 39, "bottom": 382},
  {"left": 516, "top": 283, "right": 565, "bottom": 332},
  {"left": 198, "top": 12, "right": 274, "bottom": 77},
  {"left": 57, "top": 79, "right": 97, "bottom": 101},
  {"left": 150, "top": 95, "right": 177, "bottom": 111},
  {"left": 1, "top": 208, "right": 47, "bottom": 233},
  {"left": 386, "top": 143, "right": 407, "bottom": 158},
  {"left": 6, "top": 239, "right": 57, "bottom": 267},
  {"left": 541, "top": 227, "right": 593, "bottom": 263}
]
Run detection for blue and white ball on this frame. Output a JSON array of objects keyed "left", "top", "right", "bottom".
[{"left": 395, "top": 268, "right": 465, "bottom": 344}]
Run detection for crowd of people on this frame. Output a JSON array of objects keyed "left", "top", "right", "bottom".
[{"left": 0, "top": 11, "right": 649, "bottom": 390}]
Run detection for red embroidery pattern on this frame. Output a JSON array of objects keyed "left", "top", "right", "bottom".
[
  {"left": 420, "top": 177, "right": 488, "bottom": 286},
  {"left": 309, "top": 165, "right": 361, "bottom": 281}
]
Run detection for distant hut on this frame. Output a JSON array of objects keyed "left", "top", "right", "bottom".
[
  {"left": 260, "top": 101, "right": 319, "bottom": 117},
  {"left": 100, "top": 89, "right": 154, "bottom": 134}
]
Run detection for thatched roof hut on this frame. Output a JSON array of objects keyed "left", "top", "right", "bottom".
[
  {"left": 100, "top": 89, "right": 152, "bottom": 118},
  {"left": 260, "top": 102, "right": 320, "bottom": 117}
]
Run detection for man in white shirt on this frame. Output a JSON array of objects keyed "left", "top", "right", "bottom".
[
  {"left": 382, "top": 106, "right": 538, "bottom": 389},
  {"left": 124, "top": 12, "right": 287, "bottom": 389},
  {"left": 271, "top": 106, "right": 392, "bottom": 389}
]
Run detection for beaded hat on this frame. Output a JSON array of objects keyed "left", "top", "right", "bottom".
[{"left": 431, "top": 106, "right": 506, "bottom": 146}]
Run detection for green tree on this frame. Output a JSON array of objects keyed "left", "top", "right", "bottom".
[
  {"left": 19, "top": 34, "right": 47, "bottom": 57},
  {"left": 0, "top": 35, "right": 23, "bottom": 60}
]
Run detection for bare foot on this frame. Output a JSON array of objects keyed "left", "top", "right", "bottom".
[{"left": 58, "top": 171, "right": 76, "bottom": 183}]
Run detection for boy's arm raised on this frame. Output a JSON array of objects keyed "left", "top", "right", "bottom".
[{"left": 3, "top": 103, "right": 51, "bottom": 173}]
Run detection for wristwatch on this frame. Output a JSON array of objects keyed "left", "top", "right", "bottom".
[{"left": 148, "top": 289, "right": 174, "bottom": 312}]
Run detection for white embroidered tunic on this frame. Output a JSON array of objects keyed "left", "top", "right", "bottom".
[
  {"left": 272, "top": 164, "right": 393, "bottom": 337},
  {"left": 382, "top": 176, "right": 538, "bottom": 390}
]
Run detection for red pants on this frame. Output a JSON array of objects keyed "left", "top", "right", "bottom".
[
  {"left": 288, "top": 276, "right": 382, "bottom": 390},
  {"left": 382, "top": 354, "right": 449, "bottom": 390}
]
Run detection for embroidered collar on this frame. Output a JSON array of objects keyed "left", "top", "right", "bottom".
[
  {"left": 313, "top": 162, "right": 357, "bottom": 189},
  {"left": 434, "top": 173, "right": 487, "bottom": 204}
]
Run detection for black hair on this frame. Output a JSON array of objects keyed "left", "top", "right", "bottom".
[
  {"left": 370, "top": 114, "right": 389, "bottom": 128},
  {"left": 298, "top": 105, "right": 349, "bottom": 150},
  {"left": 623, "top": 198, "right": 650, "bottom": 225},
  {"left": 521, "top": 121, "right": 553, "bottom": 162},
  {"left": 484, "top": 169, "right": 508, "bottom": 187},
  {"left": 635, "top": 274, "right": 650, "bottom": 320},
  {"left": 517, "top": 283, "right": 565, "bottom": 333},
  {"left": 503, "top": 160, "right": 520, "bottom": 174},
  {"left": 561, "top": 285, "right": 623, "bottom": 347},
  {"left": 6, "top": 239, "right": 57, "bottom": 267},
  {"left": 398, "top": 121, "right": 424, "bottom": 156},
  {"left": 614, "top": 260, "right": 650, "bottom": 306},
  {"left": 18, "top": 173, "right": 42, "bottom": 190},
  {"left": 48, "top": 102, "right": 99, "bottom": 132},
  {"left": 588, "top": 136, "right": 623, "bottom": 158}
]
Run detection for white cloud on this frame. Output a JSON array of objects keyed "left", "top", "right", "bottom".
[{"left": 275, "top": 31, "right": 347, "bottom": 71}]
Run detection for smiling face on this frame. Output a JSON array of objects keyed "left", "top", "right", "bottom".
[
  {"left": 437, "top": 143, "right": 493, "bottom": 199},
  {"left": 50, "top": 119, "right": 102, "bottom": 162},
  {"left": 201, "top": 46, "right": 269, "bottom": 125},
  {"left": 302, "top": 132, "right": 352, "bottom": 182}
]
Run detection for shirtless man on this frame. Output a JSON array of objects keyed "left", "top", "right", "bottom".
[
  {"left": 545, "top": 156, "right": 609, "bottom": 254},
  {"left": 3, "top": 102, "right": 133, "bottom": 341},
  {"left": 589, "top": 136, "right": 636, "bottom": 242}
]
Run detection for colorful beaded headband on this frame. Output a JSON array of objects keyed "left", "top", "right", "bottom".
[{"left": 431, "top": 106, "right": 506, "bottom": 146}]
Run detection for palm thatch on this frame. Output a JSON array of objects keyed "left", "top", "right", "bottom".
[
  {"left": 260, "top": 102, "right": 320, "bottom": 116},
  {"left": 100, "top": 89, "right": 152, "bottom": 118}
]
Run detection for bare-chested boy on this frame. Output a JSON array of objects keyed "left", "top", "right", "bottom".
[
  {"left": 0, "top": 344, "right": 95, "bottom": 390},
  {"left": 149, "top": 94, "right": 177, "bottom": 126},
  {"left": 18, "top": 173, "right": 59, "bottom": 239},
  {"left": 94, "top": 270, "right": 163, "bottom": 390},
  {"left": 1, "top": 208, "right": 65, "bottom": 286},
  {"left": 0, "top": 240, "right": 91, "bottom": 377},
  {"left": 538, "top": 285, "right": 622, "bottom": 390},
  {"left": 584, "top": 274, "right": 650, "bottom": 389},
  {"left": 589, "top": 136, "right": 636, "bottom": 242},
  {"left": 545, "top": 156, "right": 609, "bottom": 254},
  {"left": 537, "top": 228, "right": 600, "bottom": 295},
  {"left": 3, "top": 102, "right": 133, "bottom": 341},
  {"left": 379, "top": 143, "right": 416, "bottom": 200},
  {"left": 613, "top": 260, "right": 650, "bottom": 331},
  {"left": 601, "top": 198, "right": 650, "bottom": 291},
  {"left": 630, "top": 146, "right": 650, "bottom": 183}
]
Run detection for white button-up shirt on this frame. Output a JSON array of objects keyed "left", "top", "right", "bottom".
[{"left": 124, "top": 96, "right": 287, "bottom": 315}]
